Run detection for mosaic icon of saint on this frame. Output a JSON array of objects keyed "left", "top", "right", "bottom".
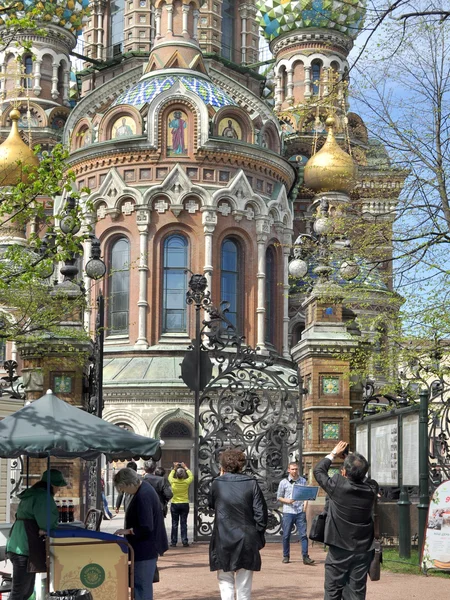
[
  {"left": 221, "top": 119, "right": 239, "bottom": 139},
  {"left": 114, "top": 117, "right": 134, "bottom": 138},
  {"left": 169, "top": 111, "right": 187, "bottom": 154}
]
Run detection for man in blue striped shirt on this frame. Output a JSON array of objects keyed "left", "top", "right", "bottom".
[{"left": 277, "top": 463, "right": 315, "bottom": 565}]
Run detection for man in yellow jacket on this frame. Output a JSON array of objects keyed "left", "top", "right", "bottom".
[{"left": 168, "top": 462, "right": 194, "bottom": 547}]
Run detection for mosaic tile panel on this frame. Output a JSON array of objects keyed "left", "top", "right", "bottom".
[
  {"left": 114, "top": 75, "right": 236, "bottom": 109},
  {"left": 321, "top": 376, "right": 339, "bottom": 395},
  {"left": 322, "top": 422, "right": 340, "bottom": 440},
  {"left": 256, "top": 0, "right": 366, "bottom": 42}
]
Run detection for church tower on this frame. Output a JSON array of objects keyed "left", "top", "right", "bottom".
[{"left": 0, "top": 0, "right": 89, "bottom": 149}]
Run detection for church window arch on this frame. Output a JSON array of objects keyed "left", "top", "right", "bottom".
[
  {"left": 23, "top": 55, "right": 33, "bottom": 89},
  {"left": 161, "top": 421, "right": 192, "bottom": 438},
  {"left": 162, "top": 234, "right": 189, "bottom": 333},
  {"left": 265, "top": 245, "right": 276, "bottom": 344},
  {"left": 220, "top": 237, "right": 243, "bottom": 330},
  {"left": 107, "top": 237, "right": 130, "bottom": 336},
  {"left": 311, "top": 61, "right": 322, "bottom": 95},
  {"left": 221, "top": 0, "right": 236, "bottom": 62}
]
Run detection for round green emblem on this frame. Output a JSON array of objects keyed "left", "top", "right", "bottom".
[{"left": 80, "top": 563, "right": 105, "bottom": 589}]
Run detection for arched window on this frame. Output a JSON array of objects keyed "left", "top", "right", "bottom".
[
  {"left": 221, "top": 0, "right": 236, "bottom": 62},
  {"left": 108, "top": 238, "right": 130, "bottom": 335},
  {"left": 220, "top": 238, "right": 241, "bottom": 329},
  {"left": 265, "top": 247, "right": 276, "bottom": 344},
  {"left": 161, "top": 421, "right": 192, "bottom": 438},
  {"left": 163, "top": 234, "right": 188, "bottom": 333},
  {"left": 23, "top": 55, "right": 33, "bottom": 89},
  {"left": 311, "top": 62, "right": 321, "bottom": 95}
]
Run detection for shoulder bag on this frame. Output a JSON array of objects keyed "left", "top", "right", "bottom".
[
  {"left": 309, "top": 512, "right": 327, "bottom": 543},
  {"left": 368, "top": 490, "right": 382, "bottom": 581}
]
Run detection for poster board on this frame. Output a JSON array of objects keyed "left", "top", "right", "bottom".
[
  {"left": 355, "top": 423, "right": 368, "bottom": 459},
  {"left": 49, "top": 530, "right": 129, "bottom": 600},
  {"left": 402, "top": 413, "right": 419, "bottom": 486},
  {"left": 422, "top": 480, "right": 450, "bottom": 572},
  {"left": 370, "top": 418, "right": 399, "bottom": 486}
]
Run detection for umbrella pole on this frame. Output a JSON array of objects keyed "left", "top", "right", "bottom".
[
  {"left": 26, "top": 456, "right": 29, "bottom": 488},
  {"left": 46, "top": 454, "right": 51, "bottom": 596}
]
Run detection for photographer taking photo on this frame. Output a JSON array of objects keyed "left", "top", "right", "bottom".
[{"left": 168, "top": 462, "right": 193, "bottom": 547}]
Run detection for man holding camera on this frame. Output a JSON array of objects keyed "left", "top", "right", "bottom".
[{"left": 314, "top": 441, "right": 377, "bottom": 600}]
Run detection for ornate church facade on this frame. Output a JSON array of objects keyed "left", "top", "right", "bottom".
[{"left": 0, "top": 0, "right": 404, "bottom": 484}]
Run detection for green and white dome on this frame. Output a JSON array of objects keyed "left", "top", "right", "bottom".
[{"left": 257, "top": 0, "right": 365, "bottom": 42}]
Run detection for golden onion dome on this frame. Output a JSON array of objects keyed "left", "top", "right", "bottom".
[
  {"left": 304, "top": 116, "right": 357, "bottom": 194},
  {"left": 0, "top": 108, "right": 39, "bottom": 186}
]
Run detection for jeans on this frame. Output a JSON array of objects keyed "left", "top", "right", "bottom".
[
  {"left": 102, "top": 492, "right": 113, "bottom": 519},
  {"left": 282, "top": 511, "right": 308, "bottom": 557},
  {"left": 134, "top": 557, "right": 157, "bottom": 600},
  {"left": 217, "top": 569, "right": 253, "bottom": 600},
  {"left": 9, "top": 552, "right": 35, "bottom": 600},
  {"left": 170, "top": 502, "right": 189, "bottom": 544}
]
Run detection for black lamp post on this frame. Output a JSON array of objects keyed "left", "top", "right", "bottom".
[{"left": 181, "top": 274, "right": 213, "bottom": 542}]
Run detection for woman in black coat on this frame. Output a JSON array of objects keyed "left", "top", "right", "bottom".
[{"left": 209, "top": 449, "right": 268, "bottom": 600}]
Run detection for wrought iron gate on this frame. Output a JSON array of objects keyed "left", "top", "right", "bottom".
[{"left": 186, "top": 292, "right": 302, "bottom": 541}]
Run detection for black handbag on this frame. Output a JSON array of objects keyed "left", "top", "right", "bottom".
[
  {"left": 368, "top": 493, "right": 382, "bottom": 581},
  {"left": 309, "top": 512, "right": 326, "bottom": 543}
]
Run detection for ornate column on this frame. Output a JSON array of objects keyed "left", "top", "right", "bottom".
[
  {"left": 51, "top": 62, "right": 59, "bottom": 99},
  {"left": 304, "top": 65, "right": 312, "bottom": 99},
  {"left": 275, "top": 73, "right": 282, "bottom": 110},
  {"left": 202, "top": 209, "right": 217, "bottom": 294},
  {"left": 33, "top": 59, "right": 42, "bottom": 96},
  {"left": 62, "top": 69, "right": 70, "bottom": 107},
  {"left": 155, "top": 8, "right": 162, "bottom": 37},
  {"left": 136, "top": 207, "right": 151, "bottom": 347},
  {"left": 240, "top": 8, "right": 247, "bottom": 63},
  {"left": 286, "top": 68, "right": 294, "bottom": 105},
  {"left": 256, "top": 219, "right": 269, "bottom": 350},
  {"left": 166, "top": 4, "right": 174, "bottom": 33},
  {"left": 193, "top": 9, "right": 199, "bottom": 39},
  {"left": 182, "top": 4, "right": 190, "bottom": 34},
  {"left": 282, "top": 232, "right": 292, "bottom": 358}
]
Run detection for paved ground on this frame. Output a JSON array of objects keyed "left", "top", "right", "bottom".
[{"left": 102, "top": 514, "right": 449, "bottom": 599}]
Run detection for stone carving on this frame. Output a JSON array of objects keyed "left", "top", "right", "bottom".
[
  {"left": 96, "top": 205, "right": 107, "bottom": 220},
  {"left": 154, "top": 200, "right": 169, "bottom": 213},
  {"left": 185, "top": 200, "right": 198, "bottom": 213},
  {"left": 122, "top": 201, "right": 135, "bottom": 215},
  {"left": 217, "top": 203, "right": 231, "bottom": 216}
]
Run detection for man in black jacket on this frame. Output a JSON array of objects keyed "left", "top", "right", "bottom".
[
  {"left": 314, "top": 441, "right": 377, "bottom": 600},
  {"left": 143, "top": 460, "right": 173, "bottom": 516}
]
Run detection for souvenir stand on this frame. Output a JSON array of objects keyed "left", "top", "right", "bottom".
[{"left": 0, "top": 390, "right": 162, "bottom": 600}]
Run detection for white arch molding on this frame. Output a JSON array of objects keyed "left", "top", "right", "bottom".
[
  {"left": 150, "top": 408, "right": 195, "bottom": 439},
  {"left": 102, "top": 409, "right": 149, "bottom": 437}
]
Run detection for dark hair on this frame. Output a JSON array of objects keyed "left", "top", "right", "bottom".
[
  {"left": 174, "top": 467, "right": 188, "bottom": 479},
  {"left": 343, "top": 452, "right": 369, "bottom": 483},
  {"left": 220, "top": 449, "right": 246, "bottom": 473},
  {"left": 154, "top": 466, "right": 166, "bottom": 477},
  {"left": 127, "top": 461, "right": 138, "bottom": 471},
  {"left": 143, "top": 459, "right": 156, "bottom": 474}
]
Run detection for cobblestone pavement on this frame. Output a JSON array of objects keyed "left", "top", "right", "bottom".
[{"left": 102, "top": 515, "right": 449, "bottom": 599}]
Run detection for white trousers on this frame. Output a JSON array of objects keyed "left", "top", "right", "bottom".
[{"left": 217, "top": 569, "right": 253, "bottom": 600}]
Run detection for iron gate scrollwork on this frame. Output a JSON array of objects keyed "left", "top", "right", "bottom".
[{"left": 192, "top": 299, "right": 301, "bottom": 541}]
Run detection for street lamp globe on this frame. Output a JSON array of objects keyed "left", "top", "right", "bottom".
[
  {"left": 288, "top": 258, "right": 309, "bottom": 279},
  {"left": 85, "top": 237, "right": 106, "bottom": 280},
  {"left": 313, "top": 217, "right": 333, "bottom": 235},
  {"left": 339, "top": 260, "right": 360, "bottom": 281}
]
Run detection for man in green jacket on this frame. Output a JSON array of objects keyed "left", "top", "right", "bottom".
[{"left": 7, "top": 468, "right": 67, "bottom": 600}]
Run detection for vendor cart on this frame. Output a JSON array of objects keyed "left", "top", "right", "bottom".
[{"left": 0, "top": 390, "right": 162, "bottom": 599}]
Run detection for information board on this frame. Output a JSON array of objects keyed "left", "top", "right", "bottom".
[
  {"left": 355, "top": 423, "right": 368, "bottom": 459},
  {"left": 402, "top": 413, "right": 419, "bottom": 486},
  {"left": 370, "top": 418, "right": 398, "bottom": 486}
]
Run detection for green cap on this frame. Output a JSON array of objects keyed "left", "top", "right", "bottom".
[{"left": 41, "top": 469, "right": 67, "bottom": 487}]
